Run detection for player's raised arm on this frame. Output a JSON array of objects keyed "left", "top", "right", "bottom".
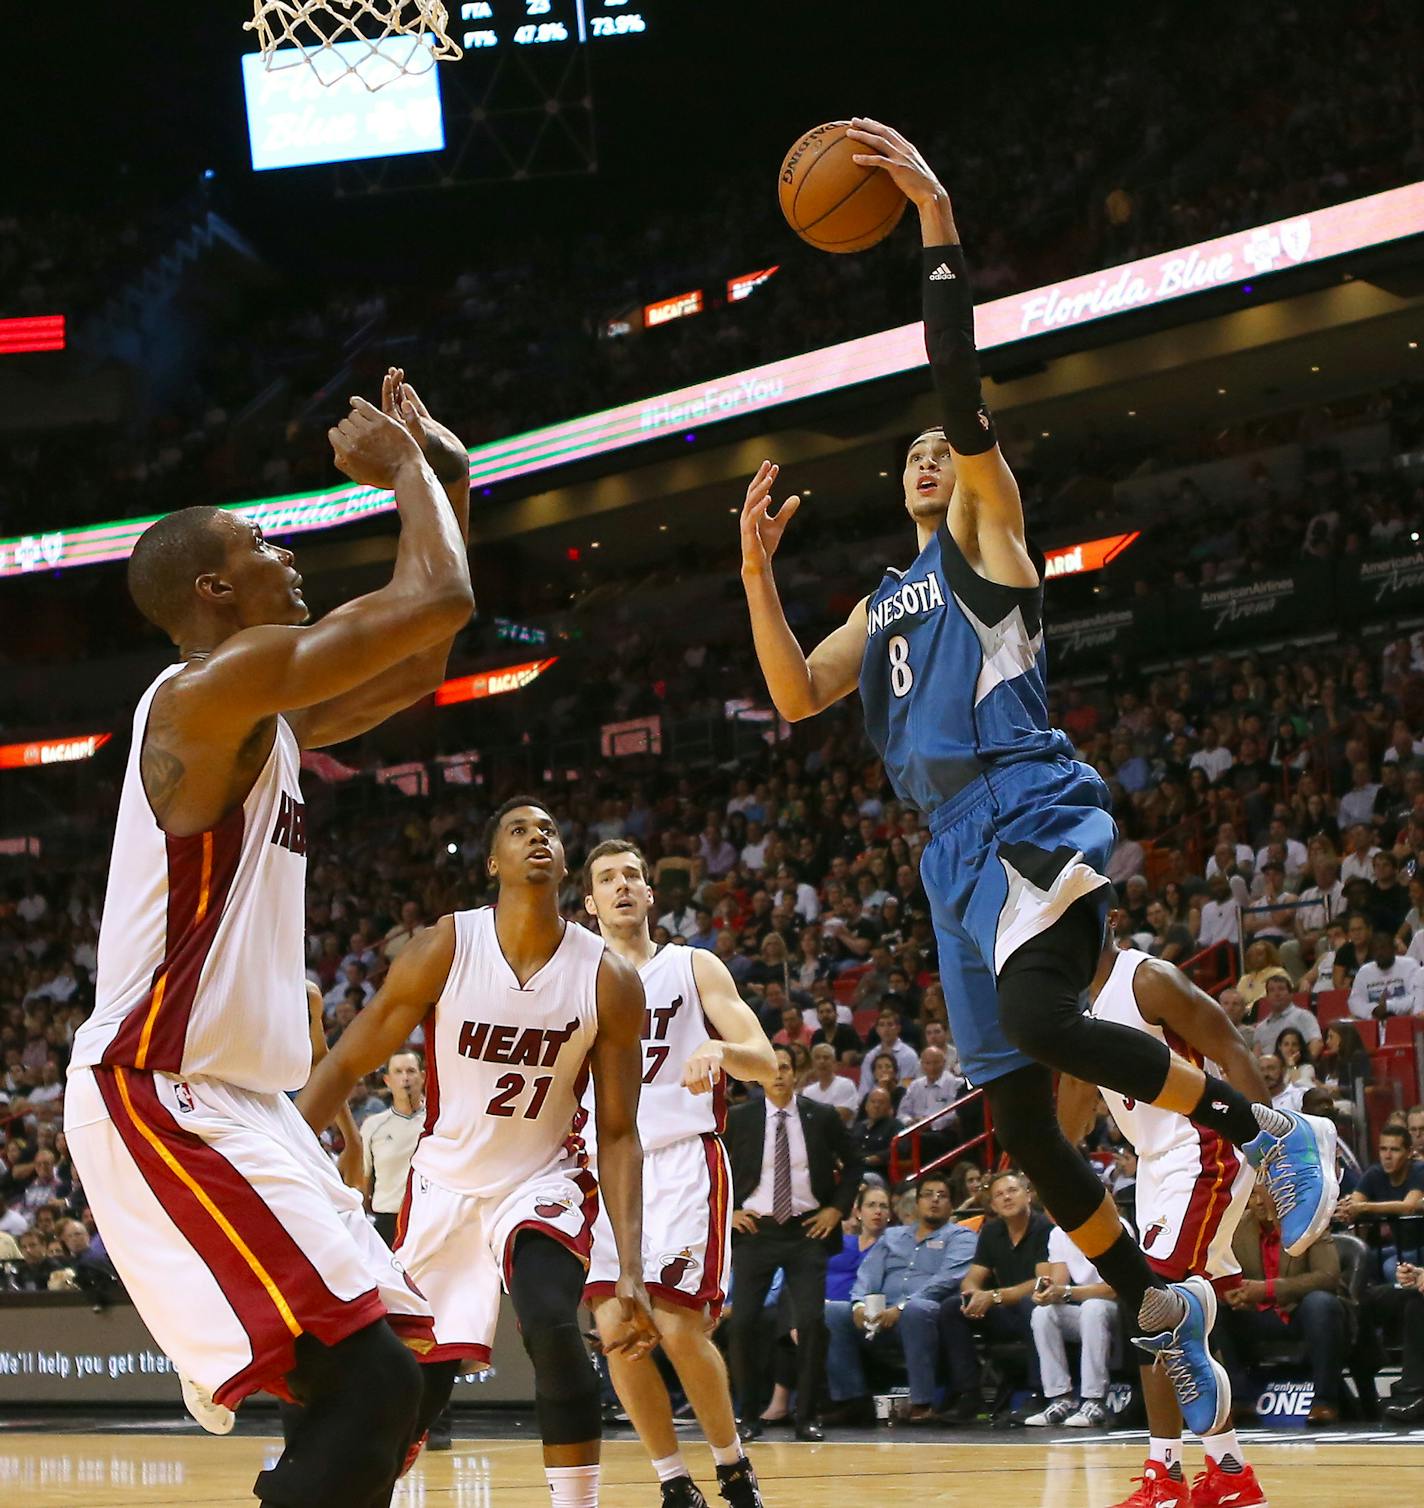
[
  {"left": 739, "top": 460, "right": 867, "bottom": 721},
  {"left": 287, "top": 370, "right": 474, "bottom": 748},
  {"left": 683, "top": 948, "right": 777, "bottom": 1091},
  {"left": 848, "top": 117, "right": 1036, "bottom": 589},
  {"left": 297, "top": 916, "right": 454, "bottom": 1137},
  {"left": 173, "top": 393, "right": 473, "bottom": 738},
  {"left": 589, "top": 948, "right": 657, "bottom": 1357}
]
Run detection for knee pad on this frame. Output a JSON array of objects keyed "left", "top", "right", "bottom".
[
  {"left": 523, "top": 1321, "right": 601, "bottom": 1445},
  {"left": 996, "top": 894, "right": 1103, "bottom": 1060}
]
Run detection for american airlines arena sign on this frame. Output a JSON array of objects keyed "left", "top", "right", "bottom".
[{"left": 4, "top": 179, "right": 1422, "bottom": 580}]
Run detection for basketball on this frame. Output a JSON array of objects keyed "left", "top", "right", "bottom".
[{"left": 778, "top": 120, "right": 907, "bottom": 253}]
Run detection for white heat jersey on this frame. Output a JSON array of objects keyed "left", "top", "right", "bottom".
[
  {"left": 581, "top": 942, "right": 724, "bottom": 1162},
  {"left": 1090, "top": 947, "right": 1249, "bottom": 1282},
  {"left": 71, "top": 665, "right": 311, "bottom": 1094},
  {"left": 1089, "top": 948, "right": 1227, "bottom": 1161},
  {"left": 414, "top": 908, "right": 603, "bottom": 1199}
]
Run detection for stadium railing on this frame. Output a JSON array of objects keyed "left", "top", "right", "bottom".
[{"left": 887, "top": 1090, "right": 995, "bottom": 1187}]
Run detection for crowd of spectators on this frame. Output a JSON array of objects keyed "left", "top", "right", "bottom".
[
  {"left": 7, "top": 589, "right": 1424, "bottom": 1414},
  {"left": 5, "top": 0, "right": 1422, "bottom": 538}
]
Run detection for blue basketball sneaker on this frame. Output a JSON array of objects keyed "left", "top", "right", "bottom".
[
  {"left": 1133, "top": 1276, "right": 1229, "bottom": 1439},
  {"left": 1244, "top": 1107, "right": 1339, "bottom": 1257}
]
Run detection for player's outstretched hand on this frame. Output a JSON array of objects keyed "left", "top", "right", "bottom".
[
  {"left": 846, "top": 117, "right": 946, "bottom": 209},
  {"left": 739, "top": 460, "right": 800, "bottom": 577},
  {"left": 381, "top": 367, "right": 471, "bottom": 490},
  {"left": 329, "top": 395, "right": 423, "bottom": 489},
  {"left": 682, "top": 1040, "right": 726, "bottom": 1094},
  {"left": 604, "top": 1273, "right": 658, "bottom": 1359}
]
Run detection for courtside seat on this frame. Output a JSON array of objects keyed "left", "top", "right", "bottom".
[
  {"left": 1314, "top": 990, "right": 1351, "bottom": 1029},
  {"left": 1380, "top": 1015, "right": 1417, "bottom": 1048},
  {"left": 852, "top": 1008, "right": 879, "bottom": 1038}
]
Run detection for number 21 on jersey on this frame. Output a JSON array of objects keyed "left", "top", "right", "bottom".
[{"left": 888, "top": 634, "right": 914, "bottom": 697}]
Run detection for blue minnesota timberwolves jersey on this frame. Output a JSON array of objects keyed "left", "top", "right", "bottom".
[{"left": 859, "top": 523, "right": 1073, "bottom": 813}]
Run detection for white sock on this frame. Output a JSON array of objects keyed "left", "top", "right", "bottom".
[
  {"left": 1252, "top": 1103, "right": 1292, "bottom": 1138},
  {"left": 1138, "top": 1287, "right": 1186, "bottom": 1334},
  {"left": 1150, "top": 1436, "right": 1183, "bottom": 1480},
  {"left": 709, "top": 1438, "right": 744, "bottom": 1467},
  {"left": 1204, "top": 1428, "right": 1245, "bottom": 1473},
  {"left": 547, "top": 1463, "right": 600, "bottom": 1507},
  {"left": 651, "top": 1452, "right": 688, "bottom": 1484}
]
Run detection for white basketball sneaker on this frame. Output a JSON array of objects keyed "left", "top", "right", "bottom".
[{"left": 180, "top": 1373, "right": 235, "bottom": 1435}]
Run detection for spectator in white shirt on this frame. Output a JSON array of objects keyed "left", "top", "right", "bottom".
[
  {"left": 1295, "top": 853, "right": 1344, "bottom": 941},
  {"left": 801, "top": 1043, "right": 860, "bottom": 1123},
  {"left": 1405, "top": 923, "right": 1424, "bottom": 969},
  {"left": 16, "top": 888, "right": 47, "bottom": 924},
  {"left": 899, "top": 1046, "right": 965, "bottom": 1130},
  {"left": 1189, "top": 730, "right": 1234, "bottom": 785},
  {"left": 740, "top": 820, "right": 770, "bottom": 874},
  {"left": 1349, "top": 932, "right": 1424, "bottom": 1020},
  {"left": 1255, "top": 819, "right": 1309, "bottom": 881},
  {"left": 773, "top": 863, "right": 821, "bottom": 924},
  {"left": 858, "top": 1009, "right": 921, "bottom": 1093},
  {"left": 323, "top": 961, "right": 374, "bottom": 1013},
  {"left": 1340, "top": 823, "right": 1382, "bottom": 885},
  {"left": 1338, "top": 763, "right": 1382, "bottom": 833},
  {"left": 1205, "top": 841, "right": 1254, "bottom": 885},
  {"left": 1251, "top": 974, "right": 1323, "bottom": 1057},
  {"left": 1382, "top": 718, "right": 1424, "bottom": 767},
  {"left": 1243, "top": 859, "right": 1297, "bottom": 947},
  {"left": 1259, "top": 1054, "right": 1306, "bottom": 1114},
  {"left": 657, "top": 894, "right": 698, "bottom": 938},
  {"left": 1197, "top": 873, "right": 1243, "bottom": 949}
]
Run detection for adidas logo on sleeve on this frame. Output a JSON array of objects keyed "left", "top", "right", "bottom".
[{"left": 928, "top": 262, "right": 957, "bottom": 281}]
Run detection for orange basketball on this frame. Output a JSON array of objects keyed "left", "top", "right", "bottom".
[{"left": 778, "top": 121, "right": 907, "bottom": 254}]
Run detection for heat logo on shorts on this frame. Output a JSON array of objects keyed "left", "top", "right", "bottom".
[
  {"left": 658, "top": 1248, "right": 699, "bottom": 1287},
  {"left": 1142, "top": 1219, "right": 1168, "bottom": 1251},
  {"left": 534, "top": 1190, "right": 575, "bottom": 1220}
]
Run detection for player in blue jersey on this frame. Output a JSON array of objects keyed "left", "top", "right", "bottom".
[{"left": 737, "top": 118, "right": 1337, "bottom": 1438}]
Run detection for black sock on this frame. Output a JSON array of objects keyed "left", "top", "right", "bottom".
[{"left": 1189, "top": 1074, "right": 1260, "bottom": 1146}]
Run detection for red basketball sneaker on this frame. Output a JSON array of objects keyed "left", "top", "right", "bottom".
[
  {"left": 1190, "top": 1460, "right": 1268, "bottom": 1507},
  {"left": 400, "top": 1430, "right": 429, "bottom": 1479},
  {"left": 1109, "top": 1461, "right": 1191, "bottom": 1508}
]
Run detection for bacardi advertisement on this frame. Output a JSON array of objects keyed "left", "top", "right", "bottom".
[
  {"left": 0, "top": 733, "right": 110, "bottom": 770},
  {"left": 435, "top": 657, "right": 558, "bottom": 706}
]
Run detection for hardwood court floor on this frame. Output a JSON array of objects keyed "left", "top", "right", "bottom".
[{"left": 4, "top": 1431, "right": 1424, "bottom": 1506}]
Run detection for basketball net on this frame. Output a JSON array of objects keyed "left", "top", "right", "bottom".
[{"left": 245, "top": 1, "right": 463, "bottom": 92}]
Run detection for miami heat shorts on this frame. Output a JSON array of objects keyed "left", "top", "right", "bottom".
[
  {"left": 393, "top": 1147, "right": 597, "bottom": 1365},
  {"left": 583, "top": 1132, "right": 730, "bottom": 1315},
  {"left": 64, "top": 1066, "right": 433, "bottom": 1409},
  {"left": 1135, "top": 1134, "right": 1255, "bottom": 1286}
]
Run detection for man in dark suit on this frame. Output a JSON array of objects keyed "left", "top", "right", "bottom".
[{"left": 723, "top": 1043, "right": 863, "bottom": 1441}]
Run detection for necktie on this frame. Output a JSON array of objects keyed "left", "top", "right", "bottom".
[{"left": 773, "top": 1109, "right": 792, "bottom": 1222}]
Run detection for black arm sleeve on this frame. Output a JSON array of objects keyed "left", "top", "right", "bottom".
[{"left": 922, "top": 243, "right": 997, "bottom": 457}]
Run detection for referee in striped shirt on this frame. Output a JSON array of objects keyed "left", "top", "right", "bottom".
[{"left": 359, "top": 1049, "right": 425, "bottom": 1246}]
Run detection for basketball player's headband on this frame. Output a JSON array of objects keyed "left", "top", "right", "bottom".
[{"left": 908, "top": 426, "right": 948, "bottom": 454}]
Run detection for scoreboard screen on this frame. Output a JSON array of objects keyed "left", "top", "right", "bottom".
[{"left": 455, "top": 0, "right": 651, "bottom": 50}]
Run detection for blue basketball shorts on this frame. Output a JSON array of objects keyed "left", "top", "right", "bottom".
[{"left": 919, "top": 756, "right": 1117, "bottom": 1087}]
